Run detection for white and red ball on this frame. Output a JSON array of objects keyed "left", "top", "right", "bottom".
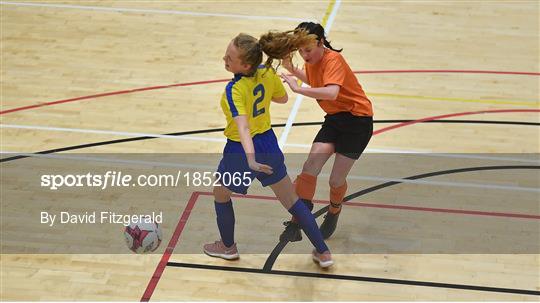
[{"left": 124, "top": 222, "right": 162, "bottom": 254}]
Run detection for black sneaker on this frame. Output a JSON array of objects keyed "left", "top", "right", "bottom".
[
  {"left": 279, "top": 221, "right": 302, "bottom": 242},
  {"left": 320, "top": 211, "right": 340, "bottom": 239},
  {"left": 279, "top": 199, "right": 313, "bottom": 242}
]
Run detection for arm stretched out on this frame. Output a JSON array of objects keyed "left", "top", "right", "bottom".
[{"left": 233, "top": 115, "right": 273, "bottom": 175}]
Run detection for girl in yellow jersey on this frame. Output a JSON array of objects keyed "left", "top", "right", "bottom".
[{"left": 203, "top": 32, "right": 333, "bottom": 268}]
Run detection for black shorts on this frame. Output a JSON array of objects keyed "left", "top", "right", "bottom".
[{"left": 313, "top": 112, "right": 373, "bottom": 160}]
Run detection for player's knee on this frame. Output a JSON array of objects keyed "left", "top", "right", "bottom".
[
  {"left": 286, "top": 195, "right": 298, "bottom": 208},
  {"left": 213, "top": 185, "right": 231, "bottom": 202},
  {"left": 302, "top": 158, "right": 322, "bottom": 175},
  {"left": 328, "top": 177, "right": 346, "bottom": 189},
  {"left": 272, "top": 188, "right": 297, "bottom": 210}
]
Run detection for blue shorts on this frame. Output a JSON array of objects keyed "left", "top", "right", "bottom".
[{"left": 217, "top": 129, "right": 287, "bottom": 194}]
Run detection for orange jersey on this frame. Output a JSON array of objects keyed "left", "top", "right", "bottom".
[{"left": 305, "top": 49, "right": 373, "bottom": 117}]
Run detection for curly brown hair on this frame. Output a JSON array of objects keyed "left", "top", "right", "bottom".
[{"left": 233, "top": 29, "right": 316, "bottom": 76}]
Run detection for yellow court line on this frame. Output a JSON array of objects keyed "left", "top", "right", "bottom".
[
  {"left": 295, "top": 0, "right": 336, "bottom": 86},
  {"left": 369, "top": 92, "right": 540, "bottom": 107},
  {"left": 313, "top": 1, "right": 539, "bottom": 108},
  {"left": 321, "top": 0, "right": 336, "bottom": 27}
]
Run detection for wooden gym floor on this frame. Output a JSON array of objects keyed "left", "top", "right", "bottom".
[{"left": 1, "top": 0, "right": 539, "bottom": 301}]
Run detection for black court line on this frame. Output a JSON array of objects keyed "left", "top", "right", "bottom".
[
  {"left": 166, "top": 262, "right": 540, "bottom": 296},
  {"left": 163, "top": 165, "right": 539, "bottom": 296},
  {"left": 262, "top": 165, "right": 540, "bottom": 271},
  {"left": 3, "top": 118, "right": 537, "bottom": 296},
  {"left": 0, "top": 127, "right": 226, "bottom": 162},
  {"left": 1, "top": 119, "right": 538, "bottom": 163}
]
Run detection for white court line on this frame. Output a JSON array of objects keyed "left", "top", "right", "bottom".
[
  {"left": 420, "top": 153, "right": 540, "bottom": 164},
  {"left": 278, "top": 87, "right": 308, "bottom": 148},
  {"left": 321, "top": 0, "right": 341, "bottom": 33},
  {"left": 278, "top": 0, "right": 342, "bottom": 149},
  {"left": 285, "top": 142, "right": 540, "bottom": 164},
  {"left": 285, "top": 142, "right": 429, "bottom": 153},
  {"left": 0, "top": 1, "right": 307, "bottom": 22},
  {"left": 339, "top": 174, "right": 540, "bottom": 194},
  {"left": 1, "top": 123, "right": 226, "bottom": 143},
  {"left": 3, "top": 151, "right": 539, "bottom": 193},
  {"left": 2, "top": 123, "right": 539, "bottom": 164},
  {"left": 1, "top": 151, "right": 215, "bottom": 170}
]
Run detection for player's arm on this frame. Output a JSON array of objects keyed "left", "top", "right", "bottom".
[
  {"left": 281, "top": 73, "right": 340, "bottom": 100},
  {"left": 233, "top": 115, "right": 273, "bottom": 175},
  {"left": 272, "top": 71, "right": 289, "bottom": 104},
  {"left": 272, "top": 93, "right": 288, "bottom": 104},
  {"left": 295, "top": 84, "right": 340, "bottom": 100}
]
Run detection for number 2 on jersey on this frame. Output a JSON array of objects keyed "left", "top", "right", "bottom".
[{"left": 252, "top": 84, "right": 266, "bottom": 118}]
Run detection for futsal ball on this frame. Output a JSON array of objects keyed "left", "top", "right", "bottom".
[{"left": 124, "top": 222, "right": 162, "bottom": 254}]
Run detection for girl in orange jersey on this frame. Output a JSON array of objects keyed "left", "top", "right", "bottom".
[{"left": 280, "top": 22, "right": 373, "bottom": 241}]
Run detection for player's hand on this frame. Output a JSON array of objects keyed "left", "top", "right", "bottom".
[
  {"left": 248, "top": 160, "right": 273, "bottom": 175},
  {"left": 280, "top": 73, "right": 299, "bottom": 92},
  {"left": 282, "top": 54, "right": 295, "bottom": 73}
]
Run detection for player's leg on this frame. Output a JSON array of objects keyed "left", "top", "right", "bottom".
[
  {"left": 255, "top": 130, "right": 333, "bottom": 267},
  {"left": 320, "top": 114, "right": 373, "bottom": 238},
  {"left": 204, "top": 183, "right": 241, "bottom": 260},
  {"left": 319, "top": 153, "right": 355, "bottom": 239},
  {"left": 204, "top": 145, "right": 255, "bottom": 260},
  {"left": 296, "top": 142, "right": 335, "bottom": 202},
  {"left": 268, "top": 175, "right": 333, "bottom": 268},
  {"left": 280, "top": 141, "right": 334, "bottom": 242}
]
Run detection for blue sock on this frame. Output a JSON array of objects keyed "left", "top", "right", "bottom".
[
  {"left": 288, "top": 199, "right": 329, "bottom": 253},
  {"left": 215, "top": 200, "right": 235, "bottom": 247}
]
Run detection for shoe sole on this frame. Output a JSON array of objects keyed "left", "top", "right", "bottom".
[
  {"left": 280, "top": 233, "right": 302, "bottom": 242},
  {"left": 312, "top": 255, "right": 334, "bottom": 268},
  {"left": 204, "top": 249, "right": 239, "bottom": 260},
  {"left": 320, "top": 212, "right": 340, "bottom": 239},
  {"left": 279, "top": 226, "right": 302, "bottom": 242}
]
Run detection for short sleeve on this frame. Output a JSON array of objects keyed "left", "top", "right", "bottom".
[
  {"left": 322, "top": 56, "right": 346, "bottom": 87},
  {"left": 225, "top": 82, "right": 246, "bottom": 117},
  {"left": 272, "top": 72, "right": 287, "bottom": 98}
]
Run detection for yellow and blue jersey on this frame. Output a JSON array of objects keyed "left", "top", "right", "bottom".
[{"left": 220, "top": 66, "right": 286, "bottom": 142}]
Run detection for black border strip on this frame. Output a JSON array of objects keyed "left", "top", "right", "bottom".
[
  {"left": 1, "top": 119, "right": 538, "bottom": 163},
  {"left": 166, "top": 262, "right": 540, "bottom": 296}
]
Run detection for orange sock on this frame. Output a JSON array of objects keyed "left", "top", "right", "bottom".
[
  {"left": 295, "top": 172, "right": 317, "bottom": 201},
  {"left": 329, "top": 182, "right": 347, "bottom": 214},
  {"left": 291, "top": 172, "right": 317, "bottom": 222}
]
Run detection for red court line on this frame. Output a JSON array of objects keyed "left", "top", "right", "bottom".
[
  {"left": 344, "top": 201, "right": 540, "bottom": 220},
  {"left": 373, "top": 109, "right": 540, "bottom": 135},
  {"left": 141, "top": 190, "right": 539, "bottom": 301},
  {"left": 199, "top": 191, "right": 540, "bottom": 220},
  {"left": 136, "top": 85, "right": 539, "bottom": 301},
  {"left": 2, "top": 69, "right": 538, "bottom": 115},
  {"left": 140, "top": 191, "right": 199, "bottom": 302},
  {"left": 0, "top": 78, "right": 229, "bottom": 115},
  {"left": 353, "top": 69, "right": 540, "bottom": 76}
]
